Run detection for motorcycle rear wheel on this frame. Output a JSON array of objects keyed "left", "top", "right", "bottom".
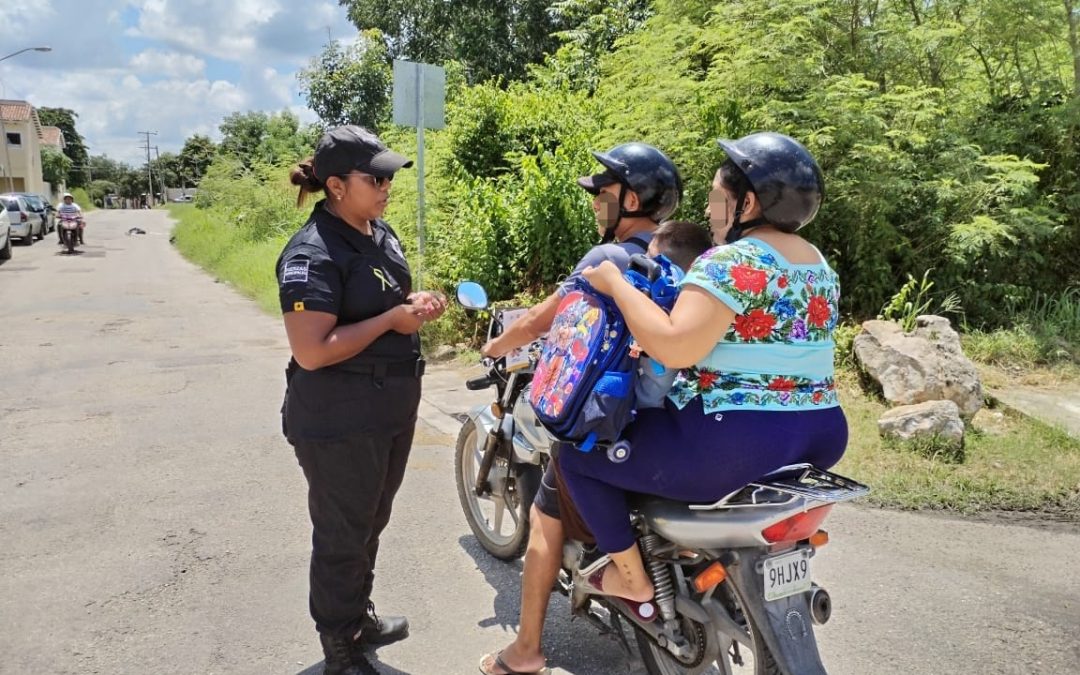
[
  {"left": 636, "top": 578, "right": 782, "bottom": 675},
  {"left": 454, "top": 420, "right": 531, "bottom": 560}
]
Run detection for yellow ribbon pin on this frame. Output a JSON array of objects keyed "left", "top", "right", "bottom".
[{"left": 372, "top": 267, "right": 390, "bottom": 291}]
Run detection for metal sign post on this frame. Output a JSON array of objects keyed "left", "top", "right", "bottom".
[{"left": 392, "top": 60, "right": 445, "bottom": 288}]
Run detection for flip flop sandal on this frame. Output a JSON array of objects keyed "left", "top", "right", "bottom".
[{"left": 478, "top": 651, "right": 549, "bottom": 675}]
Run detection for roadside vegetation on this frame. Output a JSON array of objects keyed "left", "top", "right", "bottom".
[{"left": 169, "top": 0, "right": 1080, "bottom": 519}]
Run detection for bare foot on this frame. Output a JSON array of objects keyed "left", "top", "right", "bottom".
[
  {"left": 601, "top": 562, "right": 654, "bottom": 602},
  {"left": 478, "top": 647, "right": 547, "bottom": 674}
]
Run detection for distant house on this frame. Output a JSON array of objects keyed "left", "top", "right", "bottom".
[
  {"left": 41, "top": 125, "right": 66, "bottom": 151},
  {"left": 0, "top": 99, "right": 46, "bottom": 194}
]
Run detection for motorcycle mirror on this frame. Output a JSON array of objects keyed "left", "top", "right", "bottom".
[{"left": 456, "top": 281, "right": 489, "bottom": 311}]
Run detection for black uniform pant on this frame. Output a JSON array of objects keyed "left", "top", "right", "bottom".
[{"left": 289, "top": 374, "right": 421, "bottom": 639}]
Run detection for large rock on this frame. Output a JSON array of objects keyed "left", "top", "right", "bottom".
[
  {"left": 878, "top": 400, "right": 965, "bottom": 444},
  {"left": 853, "top": 315, "right": 983, "bottom": 417}
]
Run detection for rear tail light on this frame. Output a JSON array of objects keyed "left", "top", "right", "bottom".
[
  {"left": 761, "top": 505, "right": 834, "bottom": 543},
  {"left": 21, "top": 213, "right": 27, "bottom": 222}
]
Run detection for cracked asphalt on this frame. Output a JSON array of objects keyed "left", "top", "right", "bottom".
[{"left": 1, "top": 210, "right": 1077, "bottom": 675}]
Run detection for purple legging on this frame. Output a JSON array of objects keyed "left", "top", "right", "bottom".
[{"left": 558, "top": 399, "right": 848, "bottom": 553}]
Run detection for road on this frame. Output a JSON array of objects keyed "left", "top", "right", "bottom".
[{"left": 1, "top": 209, "right": 1077, "bottom": 675}]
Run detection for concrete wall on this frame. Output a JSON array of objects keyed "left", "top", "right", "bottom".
[{"left": 0, "top": 119, "right": 45, "bottom": 194}]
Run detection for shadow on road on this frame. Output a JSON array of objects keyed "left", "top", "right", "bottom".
[
  {"left": 458, "top": 534, "right": 525, "bottom": 631},
  {"left": 457, "top": 534, "right": 644, "bottom": 675},
  {"left": 296, "top": 652, "right": 414, "bottom": 675}
]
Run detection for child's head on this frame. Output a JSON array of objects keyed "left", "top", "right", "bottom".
[{"left": 649, "top": 220, "right": 713, "bottom": 272}]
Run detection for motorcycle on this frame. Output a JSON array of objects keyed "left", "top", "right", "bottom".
[
  {"left": 58, "top": 213, "right": 83, "bottom": 254},
  {"left": 454, "top": 281, "right": 870, "bottom": 675}
]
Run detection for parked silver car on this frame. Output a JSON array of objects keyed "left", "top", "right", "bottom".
[
  {"left": 11, "top": 192, "right": 55, "bottom": 236},
  {"left": 0, "top": 194, "right": 41, "bottom": 244}
]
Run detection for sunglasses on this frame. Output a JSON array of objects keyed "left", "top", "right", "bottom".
[{"left": 343, "top": 172, "right": 393, "bottom": 188}]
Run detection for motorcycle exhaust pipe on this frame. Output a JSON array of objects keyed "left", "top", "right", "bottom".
[{"left": 809, "top": 584, "right": 831, "bottom": 625}]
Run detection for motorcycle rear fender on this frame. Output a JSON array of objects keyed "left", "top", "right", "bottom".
[{"left": 725, "top": 549, "right": 827, "bottom": 675}]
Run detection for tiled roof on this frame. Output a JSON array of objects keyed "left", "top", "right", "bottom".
[
  {"left": 0, "top": 100, "right": 33, "bottom": 122},
  {"left": 41, "top": 126, "right": 64, "bottom": 147}
]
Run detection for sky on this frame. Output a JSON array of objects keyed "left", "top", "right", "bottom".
[{"left": 0, "top": 0, "right": 358, "bottom": 165}]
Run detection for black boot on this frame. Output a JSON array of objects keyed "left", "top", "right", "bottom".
[
  {"left": 319, "top": 633, "right": 378, "bottom": 675},
  {"left": 358, "top": 601, "right": 409, "bottom": 647}
]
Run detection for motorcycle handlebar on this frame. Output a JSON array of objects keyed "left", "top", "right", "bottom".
[{"left": 466, "top": 375, "right": 494, "bottom": 391}]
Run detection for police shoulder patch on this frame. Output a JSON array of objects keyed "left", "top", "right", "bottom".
[{"left": 282, "top": 259, "right": 310, "bottom": 284}]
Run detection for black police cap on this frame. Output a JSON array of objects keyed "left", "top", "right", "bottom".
[{"left": 313, "top": 126, "right": 413, "bottom": 182}]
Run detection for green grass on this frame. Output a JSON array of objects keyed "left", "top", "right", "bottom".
[
  {"left": 834, "top": 370, "right": 1080, "bottom": 517},
  {"left": 961, "top": 288, "right": 1080, "bottom": 372},
  {"left": 168, "top": 203, "right": 286, "bottom": 314}
]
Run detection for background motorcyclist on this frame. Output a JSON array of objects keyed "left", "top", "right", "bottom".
[
  {"left": 478, "top": 142, "right": 682, "bottom": 675},
  {"left": 559, "top": 132, "right": 849, "bottom": 609},
  {"left": 56, "top": 192, "right": 85, "bottom": 245}
]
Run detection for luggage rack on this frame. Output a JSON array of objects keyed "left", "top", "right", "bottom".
[{"left": 689, "top": 464, "right": 870, "bottom": 511}]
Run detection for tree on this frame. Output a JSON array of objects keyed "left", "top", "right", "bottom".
[
  {"left": 37, "top": 107, "right": 90, "bottom": 187},
  {"left": 219, "top": 111, "right": 270, "bottom": 161},
  {"left": 149, "top": 152, "right": 183, "bottom": 189},
  {"left": 178, "top": 135, "right": 217, "bottom": 185},
  {"left": 338, "top": 0, "right": 560, "bottom": 83},
  {"left": 1067, "top": 0, "right": 1080, "bottom": 96},
  {"left": 85, "top": 154, "right": 131, "bottom": 183},
  {"left": 262, "top": 111, "right": 319, "bottom": 165},
  {"left": 41, "top": 146, "right": 72, "bottom": 187},
  {"left": 298, "top": 31, "right": 393, "bottom": 129}
]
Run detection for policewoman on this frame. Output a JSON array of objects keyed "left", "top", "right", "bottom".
[{"left": 277, "top": 125, "right": 446, "bottom": 675}]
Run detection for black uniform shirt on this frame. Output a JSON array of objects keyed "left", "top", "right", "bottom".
[{"left": 276, "top": 200, "right": 420, "bottom": 368}]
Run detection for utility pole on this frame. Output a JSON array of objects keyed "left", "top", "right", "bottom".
[
  {"left": 138, "top": 130, "right": 157, "bottom": 207},
  {"left": 153, "top": 145, "right": 163, "bottom": 203}
]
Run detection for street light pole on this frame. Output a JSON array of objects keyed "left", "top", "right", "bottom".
[{"left": 0, "top": 46, "right": 52, "bottom": 63}]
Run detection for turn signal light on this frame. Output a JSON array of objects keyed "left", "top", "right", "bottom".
[
  {"left": 491, "top": 402, "right": 504, "bottom": 418},
  {"left": 761, "top": 505, "right": 834, "bottom": 543},
  {"left": 809, "top": 529, "right": 830, "bottom": 548},
  {"left": 692, "top": 561, "right": 727, "bottom": 593}
]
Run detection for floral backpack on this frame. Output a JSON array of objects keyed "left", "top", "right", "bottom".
[{"left": 527, "top": 254, "right": 682, "bottom": 451}]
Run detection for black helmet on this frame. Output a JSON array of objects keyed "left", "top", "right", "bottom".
[
  {"left": 717, "top": 132, "right": 824, "bottom": 233},
  {"left": 578, "top": 143, "right": 683, "bottom": 238}
]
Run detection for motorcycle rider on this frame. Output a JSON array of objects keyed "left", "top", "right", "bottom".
[
  {"left": 478, "top": 142, "right": 682, "bottom": 675},
  {"left": 559, "top": 132, "right": 849, "bottom": 608},
  {"left": 56, "top": 192, "right": 84, "bottom": 245}
]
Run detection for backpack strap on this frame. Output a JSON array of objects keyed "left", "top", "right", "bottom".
[{"left": 623, "top": 236, "right": 650, "bottom": 254}]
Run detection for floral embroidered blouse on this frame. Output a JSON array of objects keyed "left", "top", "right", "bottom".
[{"left": 668, "top": 238, "right": 840, "bottom": 414}]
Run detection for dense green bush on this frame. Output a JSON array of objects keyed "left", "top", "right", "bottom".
[{"left": 184, "top": 0, "right": 1080, "bottom": 334}]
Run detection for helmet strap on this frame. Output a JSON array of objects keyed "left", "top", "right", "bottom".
[
  {"left": 603, "top": 183, "right": 652, "bottom": 243},
  {"left": 724, "top": 190, "right": 766, "bottom": 244}
]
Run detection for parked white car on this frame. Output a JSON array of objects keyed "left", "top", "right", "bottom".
[
  {"left": 0, "top": 194, "right": 40, "bottom": 244},
  {"left": 0, "top": 207, "right": 11, "bottom": 260}
]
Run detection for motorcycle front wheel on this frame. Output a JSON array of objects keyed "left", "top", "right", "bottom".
[{"left": 454, "top": 419, "right": 532, "bottom": 560}]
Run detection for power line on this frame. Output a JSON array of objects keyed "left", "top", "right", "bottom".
[{"left": 137, "top": 130, "right": 157, "bottom": 206}]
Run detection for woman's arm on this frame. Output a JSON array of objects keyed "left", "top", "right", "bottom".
[
  {"left": 585, "top": 261, "right": 735, "bottom": 369},
  {"left": 283, "top": 304, "right": 426, "bottom": 370},
  {"left": 482, "top": 292, "right": 561, "bottom": 358}
]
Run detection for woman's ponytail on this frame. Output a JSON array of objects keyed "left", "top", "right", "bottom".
[{"left": 289, "top": 158, "right": 323, "bottom": 207}]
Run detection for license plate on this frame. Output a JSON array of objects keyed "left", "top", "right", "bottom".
[{"left": 762, "top": 549, "right": 812, "bottom": 601}]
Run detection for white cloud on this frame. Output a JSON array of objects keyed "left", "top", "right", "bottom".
[
  {"left": 0, "top": 0, "right": 354, "bottom": 165},
  {"left": 126, "top": 0, "right": 345, "bottom": 63},
  {"left": 7, "top": 67, "right": 250, "bottom": 163},
  {"left": 129, "top": 50, "right": 206, "bottom": 79}
]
